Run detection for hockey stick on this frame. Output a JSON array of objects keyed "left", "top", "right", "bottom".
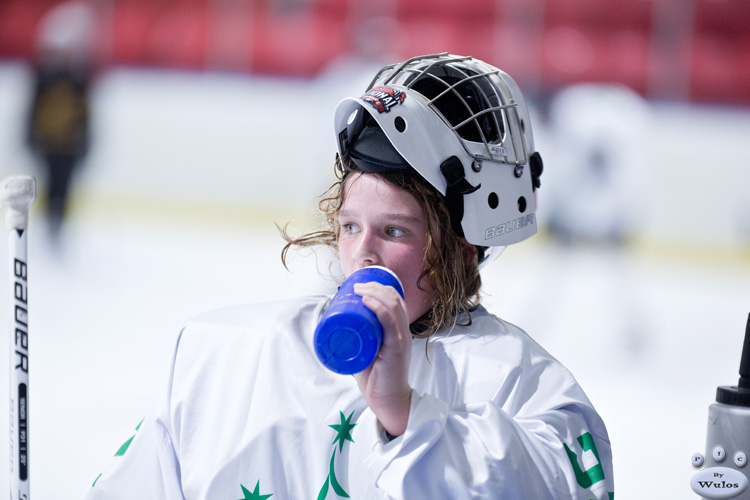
[{"left": 0, "top": 176, "right": 36, "bottom": 500}]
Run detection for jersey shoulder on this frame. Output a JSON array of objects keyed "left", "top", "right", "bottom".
[{"left": 183, "top": 295, "right": 327, "bottom": 333}]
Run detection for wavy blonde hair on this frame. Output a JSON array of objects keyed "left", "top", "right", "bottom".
[{"left": 281, "top": 158, "right": 482, "bottom": 338}]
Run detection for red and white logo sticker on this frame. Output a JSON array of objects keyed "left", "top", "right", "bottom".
[{"left": 361, "top": 87, "right": 406, "bottom": 113}]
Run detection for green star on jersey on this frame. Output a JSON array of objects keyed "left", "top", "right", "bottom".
[
  {"left": 329, "top": 410, "right": 357, "bottom": 453},
  {"left": 238, "top": 480, "right": 273, "bottom": 500},
  {"left": 317, "top": 409, "right": 358, "bottom": 499}
]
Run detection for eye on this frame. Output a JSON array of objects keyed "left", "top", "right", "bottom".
[
  {"left": 341, "top": 222, "right": 360, "bottom": 235},
  {"left": 386, "top": 226, "right": 407, "bottom": 238}
]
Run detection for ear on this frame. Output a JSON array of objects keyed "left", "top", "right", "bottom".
[{"left": 460, "top": 238, "right": 477, "bottom": 264}]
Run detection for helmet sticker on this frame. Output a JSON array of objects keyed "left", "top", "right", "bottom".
[{"left": 361, "top": 87, "right": 406, "bottom": 113}]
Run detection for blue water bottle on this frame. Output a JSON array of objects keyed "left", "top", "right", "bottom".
[{"left": 314, "top": 266, "right": 404, "bottom": 374}]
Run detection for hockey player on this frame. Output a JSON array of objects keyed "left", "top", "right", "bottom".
[{"left": 87, "top": 54, "right": 614, "bottom": 499}]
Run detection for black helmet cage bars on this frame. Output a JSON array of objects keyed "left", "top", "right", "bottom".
[{"left": 365, "top": 53, "right": 531, "bottom": 171}]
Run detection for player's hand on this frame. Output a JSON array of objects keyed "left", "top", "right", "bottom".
[{"left": 352, "top": 281, "right": 412, "bottom": 437}]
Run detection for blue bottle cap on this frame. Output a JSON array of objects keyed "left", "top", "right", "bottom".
[
  {"left": 314, "top": 266, "right": 403, "bottom": 374},
  {"left": 315, "top": 311, "right": 382, "bottom": 374}
]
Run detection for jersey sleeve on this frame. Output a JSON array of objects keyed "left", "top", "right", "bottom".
[
  {"left": 351, "top": 388, "right": 614, "bottom": 500},
  {"left": 85, "top": 332, "right": 186, "bottom": 500},
  {"left": 85, "top": 415, "right": 184, "bottom": 500},
  {"left": 348, "top": 316, "right": 615, "bottom": 500}
]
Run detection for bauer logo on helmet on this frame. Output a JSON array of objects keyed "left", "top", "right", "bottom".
[{"left": 485, "top": 214, "right": 536, "bottom": 240}]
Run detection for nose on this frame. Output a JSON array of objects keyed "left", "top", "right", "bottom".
[{"left": 352, "top": 229, "right": 380, "bottom": 268}]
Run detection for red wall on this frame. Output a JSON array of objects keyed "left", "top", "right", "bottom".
[{"left": 1, "top": 0, "right": 748, "bottom": 104}]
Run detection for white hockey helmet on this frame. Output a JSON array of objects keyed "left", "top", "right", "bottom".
[{"left": 333, "top": 53, "right": 543, "bottom": 250}]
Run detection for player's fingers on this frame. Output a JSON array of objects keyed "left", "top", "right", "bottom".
[
  {"left": 355, "top": 280, "right": 400, "bottom": 300},
  {"left": 354, "top": 282, "right": 409, "bottom": 337},
  {"left": 354, "top": 282, "right": 405, "bottom": 319}
]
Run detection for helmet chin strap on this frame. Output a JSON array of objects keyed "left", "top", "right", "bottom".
[
  {"left": 530, "top": 152, "right": 544, "bottom": 191},
  {"left": 439, "top": 155, "right": 502, "bottom": 268},
  {"left": 439, "top": 155, "right": 480, "bottom": 239}
]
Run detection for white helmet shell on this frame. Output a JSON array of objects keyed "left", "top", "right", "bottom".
[{"left": 333, "top": 53, "right": 541, "bottom": 247}]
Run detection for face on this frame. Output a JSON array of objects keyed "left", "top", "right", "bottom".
[{"left": 337, "top": 172, "right": 435, "bottom": 323}]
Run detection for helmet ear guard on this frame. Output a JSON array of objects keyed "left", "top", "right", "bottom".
[{"left": 333, "top": 53, "right": 542, "bottom": 250}]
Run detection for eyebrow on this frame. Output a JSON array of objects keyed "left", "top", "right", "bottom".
[{"left": 339, "top": 210, "right": 423, "bottom": 225}]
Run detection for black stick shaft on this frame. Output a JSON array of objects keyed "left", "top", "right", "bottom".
[{"left": 739, "top": 313, "right": 750, "bottom": 388}]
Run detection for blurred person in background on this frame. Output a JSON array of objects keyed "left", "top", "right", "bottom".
[
  {"left": 27, "top": 0, "right": 97, "bottom": 244},
  {"left": 540, "top": 83, "right": 651, "bottom": 246},
  {"left": 535, "top": 83, "right": 652, "bottom": 359}
]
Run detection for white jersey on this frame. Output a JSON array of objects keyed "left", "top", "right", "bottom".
[{"left": 86, "top": 296, "right": 614, "bottom": 499}]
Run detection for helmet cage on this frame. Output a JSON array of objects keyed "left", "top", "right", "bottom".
[{"left": 368, "top": 53, "right": 531, "bottom": 169}]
